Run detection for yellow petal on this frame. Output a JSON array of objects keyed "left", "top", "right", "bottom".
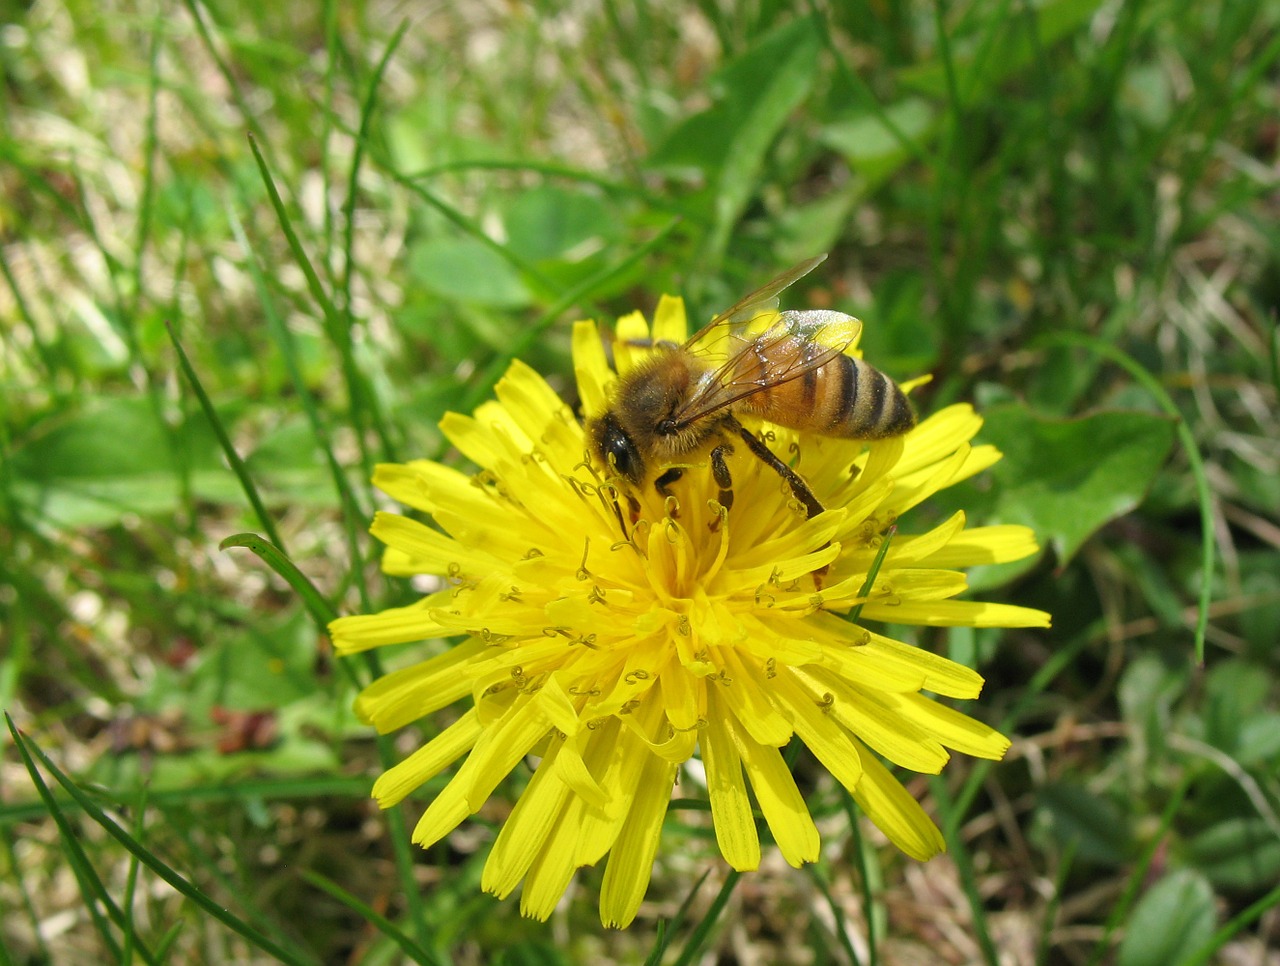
[
  {"left": 896, "top": 404, "right": 982, "bottom": 475},
  {"left": 849, "top": 737, "right": 945, "bottom": 861},
  {"left": 521, "top": 799, "right": 583, "bottom": 921},
  {"left": 599, "top": 744, "right": 677, "bottom": 928},
  {"left": 372, "top": 709, "right": 482, "bottom": 807},
  {"left": 702, "top": 687, "right": 761, "bottom": 871},
  {"left": 328, "top": 595, "right": 452, "bottom": 655},
  {"left": 483, "top": 736, "right": 572, "bottom": 900},
  {"left": 915, "top": 525, "right": 1041, "bottom": 568},
  {"left": 651, "top": 294, "right": 689, "bottom": 345},
  {"left": 573, "top": 319, "right": 613, "bottom": 421},
  {"left": 768, "top": 669, "right": 864, "bottom": 794},
  {"left": 892, "top": 692, "right": 1010, "bottom": 760},
  {"left": 797, "top": 667, "right": 950, "bottom": 774},
  {"left": 858, "top": 599, "right": 1052, "bottom": 628},
  {"left": 352, "top": 638, "right": 486, "bottom": 731},
  {"left": 737, "top": 729, "right": 819, "bottom": 867}
]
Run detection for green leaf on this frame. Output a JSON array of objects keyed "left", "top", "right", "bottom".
[
  {"left": 1202, "top": 658, "right": 1270, "bottom": 753},
  {"left": 406, "top": 236, "right": 533, "bottom": 308},
  {"left": 649, "top": 17, "right": 820, "bottom": 257},
  {"left": 503, "top": 186, "right": 614, "bottom": 262},
  {"left": 8, "top": 396, "right": 233, "bottom": 528},
  {"left": 1034, "top": 782, "right": 1133, "bottom": 866},
  {"left": 819, "top": 97, "right": 937, "bottom": 182},
  {"left": 978, "top": 404, "right": 1178, "bottom": 566},
  {"left": 1184, "top": 819, "right": 1280, "bottom": 892},
  {"left": 1117, "top": 870, "right": 1216, "bottom": 966}
]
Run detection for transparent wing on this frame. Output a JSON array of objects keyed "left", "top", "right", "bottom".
[
  {"left": 671, "top": 309, "right": 862, "bottom": 428},
  {"left": 681, "top": 254, "right": 829, "bottom": 362}
]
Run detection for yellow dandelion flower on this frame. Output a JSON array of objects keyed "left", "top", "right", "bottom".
[{"left": 330, "top": 293, "right": 1050, "bottom": 928}]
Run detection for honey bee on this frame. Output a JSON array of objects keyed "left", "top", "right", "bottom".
[{"left": 588, "top": 254, "right": 916, "bottom": 520}]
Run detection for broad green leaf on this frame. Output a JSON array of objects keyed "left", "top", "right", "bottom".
[
  {"left": 978, "top": 404, "right": 1177, "bottom": 566},
  {"left": 1034, "top": 782, "right": 1132, "bottom": 865},
  {"left": 1117, "top": 870, "right": 1216, "bottom": 966},
  {"left": 8, "top": 396, "right": 239, "bottom": 527},
  {"left": 406, "top": 236, "right": 532, "bottom": 308},
  {"left": 1202, "top": 658, "right": 1270, "bottom": 753},
  {"left": 819, "top": 97, "right": 937, "bottom": 183},
  {"left": 1117, "top": 654, "right": 1189, "bottom": 753},
  {"left": 1184, "top": 819, "right": 1280, "bottom": 892},
  {"left": 504, "top": 186, "right": 614, "bottom": 262}
]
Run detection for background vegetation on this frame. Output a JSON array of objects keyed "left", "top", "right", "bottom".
[{"left": 3, "top": 0, "right": 1278, "bottom": 962}]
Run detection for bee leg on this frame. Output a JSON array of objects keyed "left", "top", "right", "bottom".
[
  {"left": 727, "top": 417, "right": 824, "bottom": 518},
  {"left": 655, "top": 468, "right": 683, "bottom": 515},
  {"left": 709, "top": 444, "right": 734, "bottom": 512}
]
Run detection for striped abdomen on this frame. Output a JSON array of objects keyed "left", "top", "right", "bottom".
[{"left": 734, "top": 337, "right": 916, "bottom": 440}]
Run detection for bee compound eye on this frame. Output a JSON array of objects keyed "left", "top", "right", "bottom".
[
  {"left": 596, "top": 417, "right": 642, "bottom": 483},
  {"left": 604, "top": 432, "right": 634, "bottom": 477}
]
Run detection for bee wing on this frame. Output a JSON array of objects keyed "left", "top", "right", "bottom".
[
  {"left": 681, "top": 254, "right": 829, "bottom": 361},
  {"left": 671, "top": 309, "right": 862, "bottom": 428}
]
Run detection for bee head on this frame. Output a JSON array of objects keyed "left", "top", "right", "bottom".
[{"left": 590, "top": 411, "right": 645, "bottom": 485}]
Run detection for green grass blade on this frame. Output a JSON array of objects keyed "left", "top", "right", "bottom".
[
  {"left": 671, "top": 869, "right": 741, "bottom": 966},
  {"left": 220, "top": 532, "right": 337, "bottom": 629},
  {"left": 805, "top": 863, "right": 863, "bottom": 966},
  {"left": 7, "top": 717, "right": 156, "bottom": 966},
  {"left": 930, "top": 776, "right": 999, "bottom": 966},
  {"left": 643, "top": 867, "right": 711, "bottom": 966},
  {"left": 842, "top": 791, "right": 883, "bottom": 966},
  {"left": 847, "top": 525, "right": 897, "bottom": 624},
  {"left": 1085, "top": 777, "right": 1191, "bottom": 966},
  {"left": 165, "top": 322, "right": 285, "bottom": 551},
  {"left": 6, "top": 715, "right": 322, "bottom": 966},
  {"left": 225, "top": 202, "right": 372, "bottom": 611},
  {"left": 246, "top": 132, "right": 392, "bottom": 478},
  {"left": 301, "top": 870, "right": 445, "bottom": 966},
  {"left": 1175, "top": 881, "right": 1280, "bottom": 966},
  {"left": 341, "top": 20, "right": 410, "bottom": 314}
]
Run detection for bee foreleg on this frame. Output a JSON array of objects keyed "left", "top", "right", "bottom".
[
  {"left": 710, "top": 444, "right": 734, "bottom": 512},
  {"left": 655, "top": 467, "right": 684, "bottom": 514},
  {"left": 727, "top": 416, "right": 825, "bottom": 519}
]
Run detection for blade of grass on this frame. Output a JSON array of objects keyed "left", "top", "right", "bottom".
[
  {"left": 220, "top": 532, "right": 337, "bottom": 630},
  {"left": 246, "top": 132, "right": 393, "bottom": 481},
  {"left": 842, "top": 791, "right": 883, "bottom": 966},
  {"left": 643, "top": 867, "right": 712, "bottom": 966},
  {"left": 1175, "top": 880, "right": 1280, "bottom": 966},
  {"left": 847, "top": 525, "right": 897, "bottom": 624},
  {"left": 413, "top": 158, "right": 698, "bottom": 219},
  {"left": 301, "top": 870, "right": 445, "bottom": 966},
  {"left": 131, "top": 9, "right": 163, "bottom": 325},
  {"left": 1, "top": 826, "right": 53, "bottom": 964},
  {"left": 340, "top": 20, "right": 410, "bottom": 325},
  {"left": 165, "top": 322, "right": 285, "bottom": 551},
  {"left": 121, "top": 783, "right": 151, "bottom": 966},
  {"left": 671, "top": 869, "right": 741, "bottom": 966},
  {"left": 1085, "top": 777, "right": 1191, "bottom": 966},
  {"left": 805, "top": 864, "right": 863, "bottom": 966},
  {"left": 7, "top": 718, "right": 157, "bottom": 966},
  {"left": 929, "top": 775, "right": 999, "bottom": 966},
  {"left": 225, "top": 202, "right": 371, "bottom": 612},
  {"left": 6, "top": 715, "right": 321, "bottom": 966},
  {"left": 1036, "top": 839, "right": 1075, "bottom": 966}
]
